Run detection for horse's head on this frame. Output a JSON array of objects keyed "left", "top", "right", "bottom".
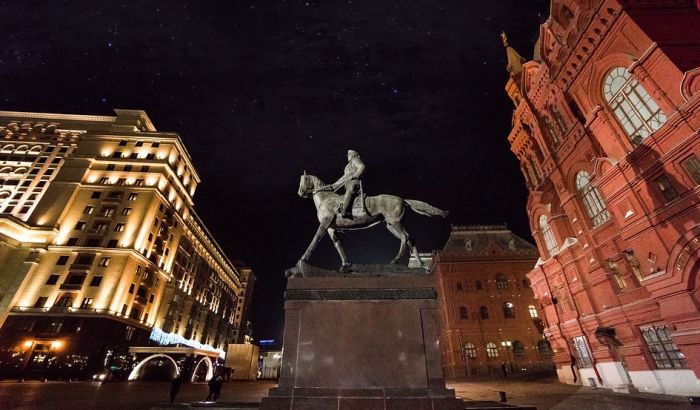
[{"left": 298, "top": 171, "right": 316, "bottom": 198}]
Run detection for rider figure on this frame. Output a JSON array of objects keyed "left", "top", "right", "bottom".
[{"left": 332, "top": 150, "right": 365, "bottom": 219}]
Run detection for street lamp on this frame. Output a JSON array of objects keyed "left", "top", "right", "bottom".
[{"left": 501, "top": 341, "right": 514, "bottom": 371}]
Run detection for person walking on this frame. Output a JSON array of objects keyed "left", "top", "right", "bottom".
[
  {"left": 169, "top": 375, "right": 183, "bottom": 403},
  {"left": 211, "top": 375, "right": 224, "bottom": 402}
]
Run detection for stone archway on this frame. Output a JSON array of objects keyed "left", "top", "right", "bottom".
[
  {"left": 191, "top": 356, "right": 214, "bottom": 382},
  {"left": 127, "top": 353, "right": 180, "bottom": 381}
]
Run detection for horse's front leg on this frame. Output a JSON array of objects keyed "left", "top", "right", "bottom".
[
  {"left": 328, "top": 228, "right": 350, "bottom": 271},
  {"left": 300, "top": 219, "right": 331, "bottom": 262}
]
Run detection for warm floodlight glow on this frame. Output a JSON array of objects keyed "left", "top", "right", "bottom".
[{"left": 23, "top": 340, "right": 33, "bottom": 348}]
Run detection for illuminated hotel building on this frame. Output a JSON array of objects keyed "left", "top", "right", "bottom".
[{"left": 0, "top": 109, "right": 254, "bottom": 379}]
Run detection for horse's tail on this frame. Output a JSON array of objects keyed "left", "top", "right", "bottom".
[{"left": 404, "top": 199, "right": 449, "bottom": 218}]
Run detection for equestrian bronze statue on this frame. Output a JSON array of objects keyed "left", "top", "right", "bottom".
[{"left": 296, "top": 168, "right": 448, "bottom": 271}]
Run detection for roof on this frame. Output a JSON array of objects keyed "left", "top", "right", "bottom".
[{"left": 435, "top": 224, "right": 538, "bottom": 261}]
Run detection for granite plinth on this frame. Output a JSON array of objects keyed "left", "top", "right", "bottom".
[
  {"left": 260, "top": 271, "right": 463, "bottom": 410},
  {"left": 285, "top": 260, "right": 428, "bottom": 278}
]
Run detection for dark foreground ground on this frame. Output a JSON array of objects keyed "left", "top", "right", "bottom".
[{"left": 0, "top": 377, "right": 694, "bottom": 409}]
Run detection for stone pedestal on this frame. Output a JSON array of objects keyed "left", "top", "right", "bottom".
[{"left": 261, "top": 271, "right": 463, "bottom": 410}]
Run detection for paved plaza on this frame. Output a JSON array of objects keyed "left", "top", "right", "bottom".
[{"left": 0, "top": 377, "right": 695, "bottom": 409}]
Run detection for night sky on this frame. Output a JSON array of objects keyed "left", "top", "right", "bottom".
[{"left": 1, "top": 1, "right": 549, "bottom": 342}]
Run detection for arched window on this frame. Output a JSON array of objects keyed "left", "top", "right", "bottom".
[
  {"left": 538, "top": 340, "right": 553, "bottom": 357},
  {"left": 15, "top": 145, "right": 29, "bottom": 153},
  {"left": 503, "top": 302, "right": 516, "bottom": 319},
  {"left": 13, "top": 168, "right": 27, "bottom": 175},
  {"left": 0, "top": 191, "right": 10, "bottom": 201},
  {"left": 0, "top": 167, "right": 12, "bottom": 174},
  {"left": 1, "top": 144, "right": 15, "bottom": 152},
  {"left": 513, "top": 341, "right": 525, "bottom": 358},
  {"left": 475, "top": 280, "right": 483, "bottom": 290},
  {"left": 486, "top": 342, "right": 499, "bottom": 358},
  {"left": 496, "top": 273, "right": 508, "bottom": 290},
  {"left": 29, "top": 145, "right": 43, "bottom": 154},
  {"left": 603, "top": 67, "right": 666, "bottom": 146},
  {"left": 528, "top": 305, "right": 539, "bottom": 318},
  {"left": 459, "top": 306, "right": 468, "bottom": 320},
  {"left": 480, "top": 306, "right": 489, "bottom": 319},
  {"left": 538, "top": 215, "right": 559, "bottom": 258},
  {"left": 576, "top": 171, "right": 610, "bottom": 227},
  {"left": 464, "top": 343, "right": 477, "bottom": 358}
]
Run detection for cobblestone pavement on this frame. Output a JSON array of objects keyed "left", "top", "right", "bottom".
[
  {"left": 447, "top": 377, "right": 695, "bottom": 410},
  {"left": 0, "top": 377, "right": 695, "bottom": 409}
]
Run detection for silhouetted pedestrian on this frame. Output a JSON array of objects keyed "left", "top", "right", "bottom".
[
  {"left": 211, "top": 375, "right": 223, "bottom": 401},
  {"left": 501, "top": 363, "right": 508, "bottom": 379},
  {"left": 170, "top": 375, "right": 183, "bottom": 403}
]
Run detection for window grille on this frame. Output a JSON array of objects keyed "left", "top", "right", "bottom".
[
  {"left": 486, "top": 342, "right": 499, "bottom": 358},
  {"left": 640, "top": 325, "right": 687, "bottom": 369},
  {"left": 538, "top": 215, "right": 559, "bottom": 257},
  {"left": 464, "top": 343, "right": 477, "bottom": 358},
  {"left": 576, "top": 171, "right": 610, "bottom": 227},
  {"left": 572, "top": 336, "right": 593, "bottom": 368}
]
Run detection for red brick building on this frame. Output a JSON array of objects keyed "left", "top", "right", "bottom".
[
  {"left": 433, "top": 225, "right": 554, "bottom": 378},
  {"left": 503, "top": 0, "right": 700, "bottom": 396}
]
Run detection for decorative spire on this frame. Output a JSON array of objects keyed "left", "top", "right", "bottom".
[{"left": 501, "top": 32, "right": 526, "bottom": 80}]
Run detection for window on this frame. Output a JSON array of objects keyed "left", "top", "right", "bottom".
[
  {"left": 134, "top": 178, "right": 144, "bottom": 186},
  {"left": 496, "top": 273, "right": 508, "bottom": 290},
  {"left": 106, "top": 239, "right": 118, "bottom": 248},
  {"left": 538, "top": 215, "right": 559, "bottom": 258},
  {"left": 75, "top": 221, "right": 86, "bottom": 231},
  {"left": 106, "top": 164, "right": 115, "bottom": 171},
  {"left": 118, "top": 140, "right": 127, "bottom": 146},
  {"left": 653, "top": 174, "right": 679, "bottom": 203},
  {"left": 576, "top": 171, "right": 610, "bottom": 227},
  {"left": 129, "top": 283, "right": 135, "bottom": 294},
  {"left": 99, "top": 177, "right": 109, "bottom": 184},
  {"left": 624, "top": 250, "right": 644, "bottom": 282},
  {"left": 114, "top": 223, "right": 125, "bottom": 232},
  {"left": 56, "top": 256, "right": 69, "bottom": 265},
  {"left": 66, "top": 237, "right": 78, "bottom": 246},
  {"left": 89, "top": 276, "right": 102, "bottom": 287},
  {"left": 486, "top": 342, "right": 499, "bottom": 358},
  {"left": 34, "top": 296, "right": 48, "bottom": 308},
  {"left": 85, "top": 238, "right": 100, "bottom": 247},
  {"left": 459, "top": 306, "right": 468, "bottom": 319},
  {"left": 464, "top": 343, "right": 477, "bottom": 358},
  {"left": 93, "top": 221, "right": 109, "bottom": 232},
  {"left": 124, "top": 165, "right": 132, "bottom": 171},
  {"left": 65, "top": 273, "right": 85, "bottom": 285},
  {"left": 80, "top": 298, "right": 94, "bottom": 309},
  {"left": 572, "top": 336, "right": 593, "bottom": 368},
  {"left": 100, "top": 207, "right": 116, "bottom": 217},
  {"left": 475, "top": 280, "right": 482, "bottom": 290},
  {"left": 121, "top": 208, "right": 132, "bottom": 216},
  {"left": 121, "top": 304, "right": 128, "bottom": 315},
  {"left": 112, "top": 151, "right": 122, "bottom": 158},
  {"left": 91, "top": 191, "right": 101, "bottom": 199},
  {"left": 479, "top": 306, "right": 489, "bottom": 319},
  {"left": 128, "top": 193, "right": 138, "bottom": 201},
  {"left": 528, "top": 305, "right": 538, "bottom": 318},
  {"left": 54, "top": 295, "right": 73, "bottom": 307},
  {"left": 83, "top": 206, "right": 94, "bottom": 215},
  {"left": 141, "top": 166, "right": 149, "bottom": 172},
  {"left": 681, "top": 155, "right": 700, "bottom": 185},
  {"left": 116, "top": 178, "right": 126, "bottom": 186},
  {"left": 152, "top": 142, "right": 160, "bottom": 147},
  {"left": 513, "top": 341, "right": 525, "bottom": 358},
  {"left": 538, "top": 340, "right": 553, "bottom": 357},
  {"left": 45, "top": 274, "right": 60, "bottom": 285},
  {"left": 135, "top": 141, "right": 144, "bottom": 147},
  {"left": 608, "top": 261, "right": 627, "bottom": 291},
  {"left": 503, "top": 302, "right": 516, "bottom": 319},
  {"left": 640, "top": 324, "right": 687, "bottom": 369},
  {"left": 98, "top": 257, "right": 111, "bottom": 267},
  {"left": 603, "top": 67, "right": 666, "bottom": 145}
]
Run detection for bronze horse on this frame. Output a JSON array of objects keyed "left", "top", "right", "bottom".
[{"left": 297, "top": 172, "right": 448, "bottom": 270}]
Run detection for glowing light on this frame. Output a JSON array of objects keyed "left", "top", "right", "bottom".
[
  {"left": 88, "top": 175, "right": 97, "bottom": 183},
  {"left": 23, "top": 340, "right": 33, "bottom": 348},
  {"left": 149, "top": 327, "right": 225, "bottom": 358},
  {"left": 51, "top": 340, "right": 63, "bottom": 349},
  {"left": 100, "top": 149, "right": 112, "bottom": 157},
  {"left": 146, "top": 177, "right": 157, "bottom": 186}
]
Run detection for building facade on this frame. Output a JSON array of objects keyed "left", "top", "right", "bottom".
[
  {"left": 433, "top": 225, "right": 554, "bottom": 378},
  {"left": 503, "top": 0, "right": 700, "bottom": 395},
  {"left": 0, "top": 109, "right": 254, "bottom": 380}
]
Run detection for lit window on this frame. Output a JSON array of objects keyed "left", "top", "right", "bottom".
[
  {"left": 603, "top": 67, "right": 666, "bottom": 146},
  {"left": 128, "top": 193, "right": 138, "bottom": 201},
  {"left": 538, "top": 340, "right": 552, "bottom": 357},
  {"left": 114, "top": 223, "right": 125, "bottom": 232},
  {"left": 528, "top": 305, "right": 538, "bottom": 318},
  {"left": 80, "top": 297, "right": 94, "bottom": 309},
  {"left": 538, "top": 215, "right": 558, "bottom": 258},
  {"left": 121, "top": 208, "right": 132, "bottom": 216},
  {"left": 75, "top": 221, "right": 86, "bottom": 231},
  {"left": 464, "top": 343, "right": 477, "bottom": 358},
  {"left": 640, "top": 324, "right": 687, "bottom": 369},
  {"left": 576, "top": 171, "right": 610, "bottom": 227},
  {"left": 486, "top": 342, "right": 499, "bottom": 358},
  {"left": 83, "top": 205, "right": 94, "bottom": 215},
  {"left": 98, "top": 257, "right": 111, "bottom": 267},
  {"left": 90, "top": 276, "right": 102, "bottom": 287}
]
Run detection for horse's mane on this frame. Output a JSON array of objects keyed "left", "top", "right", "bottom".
[{"left": 307, "top": 174, "right": 325, "bottom": 188}]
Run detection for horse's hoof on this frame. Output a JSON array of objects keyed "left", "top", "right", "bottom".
[
  {"left": 390, "top": 259, "right": 399, "bottom": 264},
  {"left": 339, "top": 264, "right": 351, "bottom": 273}
]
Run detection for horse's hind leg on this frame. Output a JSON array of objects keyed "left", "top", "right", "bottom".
[
  {"left": 386, "top": 222, "right": 407, "bottom": 264},
  {"left": 328, "top": 228, "right": 350, "bottom": 270}
]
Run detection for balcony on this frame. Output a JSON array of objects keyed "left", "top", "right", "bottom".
[
  {"left": 59, "top": 283, "right": 83, "bottom": 291},
  {"left": 10, "top": 305, "right": 153, "bottom": 328},
  {"left": 86, "top": 229, "right": 106, "bottom": 235}
]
